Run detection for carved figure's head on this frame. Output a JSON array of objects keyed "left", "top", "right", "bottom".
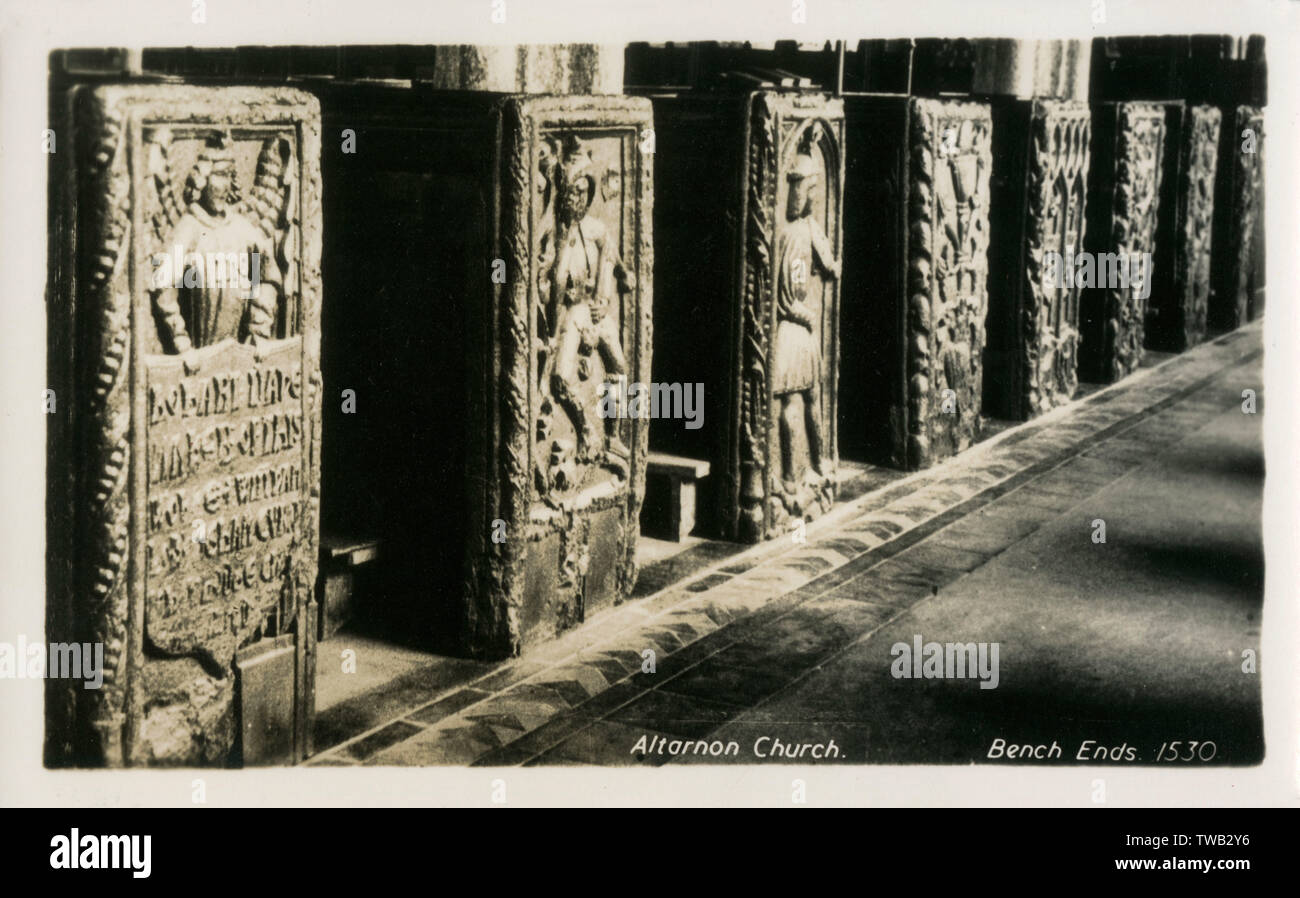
[
  {"left": 786, "top": 151, "right": 819, "bottom": 222},
  {"left": 186, "top": 134, "right": 240, "bottom": 215},
  {"left": 557, "top": 137, "right": 596, "bottom": 226}
]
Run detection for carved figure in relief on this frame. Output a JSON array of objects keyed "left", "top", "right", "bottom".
[
  {"left": 147, "top": 132, "right": 297, "bottom": 368},
  {"left": 536, "top": 135, "right": 634, "bottom": 490},
  {"left": 773, "top": 140, "right": 839, "bottom": 492}
]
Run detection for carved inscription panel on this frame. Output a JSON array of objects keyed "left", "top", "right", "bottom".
[{"left": 144, "top": 339, "right": 307, "bottom": 668}]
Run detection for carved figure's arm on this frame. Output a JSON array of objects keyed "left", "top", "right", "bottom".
[
  {"left": 153, "top": 285, "right": 192, "bottom": 353},
  {"left": 246, "top": 233, "right": 281, "bottom": 341},
  {"left": 810, "top": 220, "right": 840, "bottom": 279}
]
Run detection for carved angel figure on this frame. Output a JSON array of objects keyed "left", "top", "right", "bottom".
[{"left": 147, "top": 131, "right": 296, "bottom": 359}]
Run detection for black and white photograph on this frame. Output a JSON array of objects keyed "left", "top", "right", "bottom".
[{"left": 2, "top": 0, "right": 1297, "bottom": 825}]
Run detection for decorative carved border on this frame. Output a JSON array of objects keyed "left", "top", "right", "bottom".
[
  {"left": 736, "top": 94, "right": 776, "bottom": 543},
  {"left": 467, "top": 96, "right": 531, "bottom": 659},
  {"left": 906, "top": 99, "right": 936, "bottom": 469},
  {"left": 67, "top": 86, "right": 321, "bottom": 766},
  {"left": 72, "top": 87, "right": 133, "bottom": 765}
]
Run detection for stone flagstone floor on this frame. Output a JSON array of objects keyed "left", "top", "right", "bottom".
[{"left": 304, "top": 322, "right": 1263, "bottom": 767}]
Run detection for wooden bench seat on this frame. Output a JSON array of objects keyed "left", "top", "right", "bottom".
[
  {"left": 643, "top": 453, "right": 711, "bottom": 541},
  {"left": 317, "top": 534, "right": 381, "bottom": 641}
]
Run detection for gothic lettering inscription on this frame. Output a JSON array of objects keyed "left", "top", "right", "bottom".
[{"left": 144, "top": 339, "right": 306, "bottom": 667}]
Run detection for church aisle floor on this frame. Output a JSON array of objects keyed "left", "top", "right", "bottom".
[{"left": 302, "top": 322, "right": 1264, "bottom": 767}]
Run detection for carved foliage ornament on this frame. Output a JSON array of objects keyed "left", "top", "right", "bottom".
[
  {"left": 1174, "top": 105, "right": 1221, "bottom": 349},
  {"left": 1023, "top": 100, "right": 1090, "bottom": 416},
  {"left": 1230, "top": 106, "right": 1264, "bottom": 327},
  {"left": 1104, "top": 103, "right": 1165, "bottom": 381},
  {"left": 906, "top": 99, "right": 992, "bottom": 469}
]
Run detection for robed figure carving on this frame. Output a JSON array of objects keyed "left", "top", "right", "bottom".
[
  {"left": 773, "top": 142, "right": 840, "bottom": 498},
  {"left": 147, "top": 132, "right": 296, "bottom": 362}
]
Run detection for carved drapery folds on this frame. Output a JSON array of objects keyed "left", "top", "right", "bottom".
[
  {"left": 55, "top": 86, "right": 322, "bottom": 766},
  {"left": 732, "top": 93, "right": 844, "bottom": 542},
  {"left": 465, "top": 96, "right": 653, "bottom": 657},
  {"left": 1021, "top": 100, "right": 1090, "bottom": 417},
  {"left": 1081, "top": 102, "right": 1166, "bottom": 383},
  {"left": 906, "top": 99, "right": 992, "bottom": 468}
]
